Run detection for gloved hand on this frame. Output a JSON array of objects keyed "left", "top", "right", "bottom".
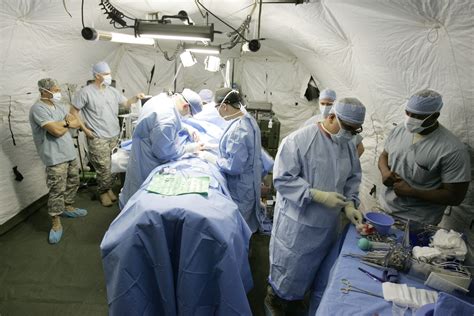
[
  {"left": 184, "top": 142, "right": 204, "bottom": 154},
  {"left": 185, "top": 126, "right": 201, "bottom": 142},
  {"left": 344, "top": 203, "right": 363, "bottom": 225},
  {"left": 310, "top": 189, "right": 349, "bottom": 208},
  {"left": 198, "top": 151, "right": 217, "bottom": 164}
]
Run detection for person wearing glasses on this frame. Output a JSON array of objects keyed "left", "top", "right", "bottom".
[
  {"left": 198, "top": 87, "right": 268, "bottom": 233},
  {"left": 119, "top": 89, "right": 203, "bottom": 208},
  {"left": 304, "top": 88, "right": 365, "bottom": 157},
  {"left": 265, "top": 98, "right": 366, "bottom": 315},
  {"left": 378, "top": 89, "right": 470, "bottom": 226}
]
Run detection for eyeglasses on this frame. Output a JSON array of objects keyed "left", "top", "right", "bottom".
[
  {"left": 320, "top": 102, "right": 333, "bottom": 106},
  {"left": 339, "top": 119, "right": 363, "bottom": 135}
]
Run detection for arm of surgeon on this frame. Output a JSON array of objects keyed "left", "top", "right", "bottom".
[
  {"left": 120, "top": 93, "right": 146, "bottom": 108},
  {"left": 42, "top": 114, "right": 80, "bottom": 138},
  {"left": 69, "top": 106, "right": 94, "bottom": 138},
  {"left": 378, "top": 150, "right": 469, "bottom": 205}
]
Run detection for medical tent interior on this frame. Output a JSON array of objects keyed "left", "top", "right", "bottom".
[{"left": 0, "top": 0, "right": 473, "bottom": 315}]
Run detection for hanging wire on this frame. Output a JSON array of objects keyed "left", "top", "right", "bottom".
[
  {"left": 8, "top": 96, "right": 16, "bottom": 146},
  {"left": 195, "top": 0, "right": 249, "bottom": 42},
  {"left": 62, "top": 0, "right": 72, "bottom": 18},
  {"left": 155, "top": 42, "right": 182, "bottom": 61}
]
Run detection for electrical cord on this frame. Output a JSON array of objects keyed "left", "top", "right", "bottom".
[
  {"left": 62, "top": 0, "right": 72, "bottom": 18},
  {"left": 81, "top": 0, "right": 85, "bottom": 27},
  {"left": 8, "top": 96, "right": 16, "bottom": 146},
  {"left": 196, "top": 0, "right": 249, "bottom": 42}
]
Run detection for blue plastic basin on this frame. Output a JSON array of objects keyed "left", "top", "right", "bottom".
[{"left": 364, "top": 212, "right": 394, "bottom": 235}]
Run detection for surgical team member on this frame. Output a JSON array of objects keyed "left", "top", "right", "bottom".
[
  {"left": 199, "top": 88, "right": 265, "bottom": 233},
  {"left": 119, "top": 89, "right": 203, "bottom": 208},
  {"left": 265, "top": 98, "right": 366, "bottom": 314},
  {"left": 72, "top": 61, "right": 145, "bottom": 207},
  {"left": 439, "top": 145, "right": 474, "bottom": 268},
  {"left": 304, "top": 88, "right": 365, "bottom": 157},
  {"left": 198, "top": 88, "right": 214, "bottom": 105},
  {"left": 29, "top": 78, "right": 88, "bottom": 244},
  {"left": 378, "top": 89, "right": 470, "bottom": 225}
]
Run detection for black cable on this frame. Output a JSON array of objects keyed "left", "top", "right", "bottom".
[
  {"left": 258, "top": 0, "right": 262, "bottom": 38},
  {"left": 62, "top": 0, "right": 72, "bottom": 18},
  {"left": 81, "top": 0, "right": 85, "bottom": 27},
  {"left": 196, "top": 0, "right": 249, "bottom": 42},
  {"left": 8, "top": 96, "right": 16, "bottom": 146}
]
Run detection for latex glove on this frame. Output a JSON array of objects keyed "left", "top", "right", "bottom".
[
  {"left": 310, "top": 189, "right": 349, "bottom": 208},
  {"left": 198, "top": 151, "right": 217, "bottom": 164},
  {"left": 185, "top": 126, "right": 201, "bottom": 142},
  {"left": 184, "top": 142, "right": 204, "bottom": 154},
  {"left": 344, "top": 203, "right": 363, "bottom": 225}
]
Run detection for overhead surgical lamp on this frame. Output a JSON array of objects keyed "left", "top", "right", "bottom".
[
  {"left": 180, "top": 51, "right": 197, "bottom": 67},
  {"left": 204, "top": 56, "right": 221, "bottom": 72},
  {"left": 184, "top": 43, "right": 221, "bottom": 55},
  {"left": 135, "top": 21, "right": 214, "bottom": 42},
  {"left": 81, "top": 27, "right": 155, "bottom": 46}
]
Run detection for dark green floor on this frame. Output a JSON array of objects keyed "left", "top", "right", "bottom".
[{"left": 0, "top": 186, "right": 270, "bottom": 316}]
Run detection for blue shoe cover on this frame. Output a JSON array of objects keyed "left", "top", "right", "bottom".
[
  {"left": 62, "top": 208, "right": 88, "bottom": 218},
  {"left": 49, "top": 228, "right": 63, "bottom": 244}
]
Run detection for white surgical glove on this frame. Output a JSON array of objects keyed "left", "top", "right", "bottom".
[
  {"left": 344, "top": 203, "right": 363, "bottom": 225},
  {"left": 310, "top": 189, "right": 349, "bottom": 208},
  {"left": 198, "top": 151, "right": 217, "bottom": 164},
  {"left": 184, "top": 142, "right": 204, "bottom": 154},
  {"left": 185, "top": 126, "right": 201, "bottom": 142}
]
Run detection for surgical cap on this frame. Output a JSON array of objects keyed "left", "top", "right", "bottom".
[
  {"left": 214, "top": 88, "right": 241, "bottom": 107},
  {"left": 37, "top": 78, "right": 58, "bottom": 91},
  {"left": 332, "top": 97, "right": 366, "bottom": 125},
  {"left": 92, "top": 61, "right": 111, "bottom": 76},
  {"left": 406, "top": 89, "right": 443, "bottom": 115},
  {"left": 181, "top": 88, "right": 203, "bottom": 115},
  {"left": 198, "top": 89, "right": 213, "bottom": 104},
  {"left": 319, "top": 88, "right": 336, "bottom": 101}
]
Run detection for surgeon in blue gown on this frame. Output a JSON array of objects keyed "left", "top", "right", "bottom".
[
  {"left": 265, "top": 98, "right": 366, "bottom": 315},
  {"left": 304, "top": 88, "right": 365, "bottom": 157},
  {"left": 199, "top": 88, "right": 267, "bottom": 233},
  {"left": 119, "top": 89, "right": 203, "bottom": 208}
]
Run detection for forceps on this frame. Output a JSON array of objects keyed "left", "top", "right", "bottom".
[{"left": 340, "top": 278, "right": 384, "bottom": 298}]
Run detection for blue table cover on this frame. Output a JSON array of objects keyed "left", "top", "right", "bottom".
[
  {"left": 100, "top": 158, "right": 253, "bottom": 315},
  {"left": 316, "top": 225, "right": 474, "bottom": 316}
]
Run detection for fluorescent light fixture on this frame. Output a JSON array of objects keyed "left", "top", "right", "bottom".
[
  {"left": 81, "top": 27, "right": 154, "bottom": 46},
  {"left": 135, "top": 22, "right": 214, "bottom": 42},
  {"left": 204, "top": 56, "right": 221, "bottom": 72},
  {"left": 180, "top": 51, "right": 197, "bottom": 67},
  {"left": 184, "top": 43, "right": 221, "bottom": 55}
]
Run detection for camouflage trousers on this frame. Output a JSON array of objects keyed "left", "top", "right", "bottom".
[
  {"left": 87, "top": 136, "right": 119, "bottom": 194},
  {"left": 46, "top": 159, "right": 80, "bottom": 217}
]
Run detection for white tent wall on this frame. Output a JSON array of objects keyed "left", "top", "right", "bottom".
[
  {"left": 1, "top": 0, "right": 472, "bottom": 225},
  {"left": 254, "top": 0, "right": 473, "bottom": 209}
]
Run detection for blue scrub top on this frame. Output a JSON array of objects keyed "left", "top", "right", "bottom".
[
  {"left": 380, "top": 124, "right": 471, "bottom": 224},
  {"left": 73, "top": 84, "right": 127, "bottom": 138},
  {"left": 29, "top": 100, "right": 76, "bottom": 166}
]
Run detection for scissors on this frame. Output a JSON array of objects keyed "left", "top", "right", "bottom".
[{"left": 340, "top": 279, "right": 384, "bottom": 298}]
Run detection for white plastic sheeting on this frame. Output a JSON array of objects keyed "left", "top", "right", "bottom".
[{"left": 0, "top": 0, "right": 472, "bottom": 225}]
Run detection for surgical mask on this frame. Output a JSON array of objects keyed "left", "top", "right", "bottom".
[
  {"left": 319, "top": 105, "right": 332, "bottom": 118},
  {"left": 102, "top": 74, "right": 112, "bottom": 86},
  {"left": 41, "top": 88, "right": 62, "bottom": 101},
  {"left": 404, "top": 114, "right": 435, "bottom": 133},
  {"left": 320, "top": 117, "right": 352, "bottom": 144},
  {"left": 333, "top": 116, "right": 353, "bottom": 144}
]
